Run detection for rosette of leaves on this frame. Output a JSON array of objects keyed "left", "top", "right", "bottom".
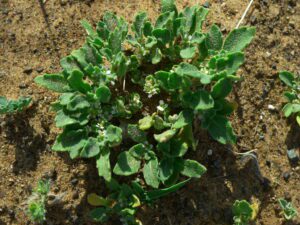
[
  {"left": 232, "top": 200, "right": 258, "bottom": 225},
  {"left": 279, "top": 71, "right": 300, "bottom": 125},
  {"left": 0, "top": 96, "right": 31, "bottom": 114},
  {"left": 34, "top": 0, "right": 255, "bottom": 223}
]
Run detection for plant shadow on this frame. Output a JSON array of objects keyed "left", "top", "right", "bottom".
[{"left": 1, "top": 105, "right": 47, "bottom": 174}]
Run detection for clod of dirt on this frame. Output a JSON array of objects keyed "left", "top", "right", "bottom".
[
  {"left": 23, "top": 66, "right": 33, "bottom": 75},
  {"left": 282, "top": 171, "right": 291, "bottom": 182}
]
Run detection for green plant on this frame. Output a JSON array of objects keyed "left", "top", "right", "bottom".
[
  {"left": 279, "top": 71, "right": 300, "bottom": 125},
  {"left": 232, "top": 200, "right": 257, "bottom": 225},
  {"left": 278, "top": 198, "right": 298, "bottom": 221},
  {"left": 27, "top": 179, "right": 50, "bottom": 223},
  {"left": 0, "top": 96, "right": 31, "bottom": 114},
  {"left": 34, "top": 0, "right": 255, "bottom": 223}
]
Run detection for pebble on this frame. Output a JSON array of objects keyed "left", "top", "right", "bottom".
[
  {"left": 282, "top": 171, "right": 290, "bottom": 181},
  {"left": 202, "top": 1, "right": 210, "bottom": 8},
  {"left": 23, "top": 66, "right": 33, "bottom": 74},
  {"left": 268, "top": 104, "right": 276, "bottom": 111},
  {"left": 207, "top": 149, "right": 213, "bottom": 156},
  {"left": 71, "top": 178, "right": 78, "bottom": 186},
  {"left": 19, "top": 83, "right": 28, "bottom": 89},
  {"left": 287, "top": 149, "right": 299, "bottom": 164},
  {"left": 36, "top": 67, "right": 44, "bottom": 73}
]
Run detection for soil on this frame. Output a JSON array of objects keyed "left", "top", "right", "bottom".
[{"left": 0, "top": 0, "right": 299, "bottom": 225}]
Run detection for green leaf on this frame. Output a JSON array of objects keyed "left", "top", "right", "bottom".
[
  {"left": 211, "top": 78, "right": 232, "bottom": 99},
  {"left": 145, "top": 179, "right": 190, "bottom": 201},
  {"left": 151, "top": 48, "right": 162, "bottom": 64},
  {"left": 172, "top": 110, "right": 194, "bottom": 129},
  {"left": 279, "top": 71, "right": 295, "bottom": 87},
  {"left": 67, "top": 95, "right": 90, "bottom": 111},
  {"left": 145, "top": 36, "right": 157, "bottom": 49},
  {"left": 97, "top": 147, "right": 111, "bottom": 181},
  {"left": 113, "top": 52, "right": 128, "bottom": 77},
  {"left": 129, "top": 143, "right": 146, "bottom": 160},
  {"left": 216, "top": 52, "right": 245, "bottom": 75},
  {"left": 143, "top": 157, "right": 160, "bottom": 188},
  {"left": 180, "top": 160, "right": 206, "bottom": 178},
  {"left": 207, "top": 115, "right": 236, "bottom": 144},
  {"left": 80, "top": 19, "right": 97, "bottom": 38},
  {"left": 223, "top": 27, "right": 256, "bottom": 52},
  {"left": 52, "top": 129, "right": 87, "bottom": 153},
  {"left": 161, "top": 0, "right": 177, "bottom": 13},
  {"left": 55, "top": 110, "right": 77, "bottom": 128},
  {"left": 283, "top": 103, "right": 300, "bottom": 117},
  {"left": 232, "top": 200, "right": 253, "bottom": 222},
  {"left": 194, "top": 7, "right": 209, "bottom": 32},
  {"left": 180, "top": 46, "right": 197, "bottom": 59},
  {"left": 113, "top": 151, "right": 141, "bottom": 176},
  {"left": 68, "top": 70, "right": 92, "bottom": 94},
  {"left": 183, "top": 90, "right": 214, "bottom": 110},
  {"left": 105, "top": 125, "right": 122, "bottom": 147},
  {"left": 206, "top": 24, "right": 223, "bottom": 50},
  {"left": 152, "top": 28, "right": 171, "bottom": 45},
  {"left": 96, "top": 85, "right": 111, "bottom": 103},
  {"left": 127, "top": 124, "right": 147, "bottom": 143},
  {"left": 34, "top": 74, "right": 70, "bottom": 93},
  {"left": 139, "top": 115, "right": 153, "bottom": 130},
  {"left": 154, "top": 129, "right": 177, "bottom": 143},
  {"left": 90, "top": 208, "right": 108, "bottom": 222},
  {"left": 159, "top": 158, "right": 174, "bottom": 181},
  {"left": 80, "top": 137, "right": 100, "bottom": 158},
  {"left": 155, "top": 11, "right": 174, "bottom": 29},
  {"left": 60, "top": 56, "right": 81, "bottom": 74},
  {"left": 133, "top": 12, "right": 147, "bottom": 38},
  {"left": 108, "top": 28, "right": 122, "bottom": 55},
  {"left": 170, "top": 139, "right": 189, "bottom": 157},
  {"left": 175, "top": 63, "right": 212, "bottom": 84}
]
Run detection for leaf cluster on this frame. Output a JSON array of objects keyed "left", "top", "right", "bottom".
[
  {"left": 232, "top": 200, "right": 256, "bottom": 225},
  {"left": 34, "top": 0, "right": 255, "bottom": 223},
  {"left": 27, "top": 179, "right": 50, "bottom": 223},
  {"left": 279, "top": 71, "right": 300, "bottom": 125},
  {"left": 278, "top": 198, "right": 298, "bottom": 221},
  {"left": 0, "top": 96, "right": 31, "bottom": 114}
]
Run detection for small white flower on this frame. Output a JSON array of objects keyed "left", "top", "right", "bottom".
[
  {"left": 157, "top": 106, "right": 164, "bottom": 111},
  {"left": 159, "top": 100, "right": 164, "bottom": 105}
]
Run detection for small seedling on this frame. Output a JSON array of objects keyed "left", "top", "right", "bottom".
[
  {"left": 0, "top": 96, "right": 31, "bottom": 114},
  {"left": 232, "top": 200, "right": 257, "bottom": 225},
  {"left": 27, "top": 179, "right": 50, "bottom": 223},
  {"left": 278, "top": 198, "right": 298, "bottom": 221},
  {"left": 279, "top": 71, "right": 300, "bottom": 125}
]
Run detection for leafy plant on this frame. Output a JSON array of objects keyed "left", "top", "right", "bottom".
[
  {"left": 0, "top": 96, "right": 31, "bottom": 114},
  {"left": 232, "top": 200, "right": 257, "bottom": 225},
  {"left": 278, "top": 198, "right": 298, "bottom": 221},
  {"left": 27, "top": 179, "right": 50, "bottom": 223},
  {"left": 279, "top": 71, "right": 300, "bottom": 125},
  {"left": 34, "top": 0, "right": 255, "bottom": 223}
]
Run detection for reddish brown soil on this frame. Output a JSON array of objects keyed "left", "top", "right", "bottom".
[{"left": 0, "top": 0, "right": 299, "bottom": 225}]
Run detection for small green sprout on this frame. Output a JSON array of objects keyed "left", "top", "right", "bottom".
[
  {"left": 232, "top": 200, "right": 257, "bottom": 225},
  {"left": 279, "top": 71, "right": 300, "bottom": 125},
  {"left": 278, "top": 198, "right": 298, "bottom": 221},
  {"left": 0, "top": 96, "right": 31, "bottom": 114},
  {"left": 27, "top": 179, "right": 50, "bottom": 223}
]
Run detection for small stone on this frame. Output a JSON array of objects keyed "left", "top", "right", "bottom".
[
  {"left": 268, "top": 104, "right": 276, "bottom": 111},
  {"left": 8, "top": 209, "right": 15, "bottom": 218},
  {"left": 202, "top": 1, "right": 210, "bottom": 8},
  {"left": 19, "top": 83, "right": 28, "bottom": 89},
  {"left": 23, "top": 66, "right": 33, "bottom": 74},
  {"left": 207, "top": 149, "right": 213, "bottom": 156},
  {"left": 282, "top": 171, "right": 290, "bottom": 181},
  {"left": 71, "top": 178, "right": 78, "bottom": 186},
  {"left": 36, "top": 67, "right": 44, "bottom": 73},
  {"left": 287, "top": 149, "right": 299, "bottom": 164}
]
